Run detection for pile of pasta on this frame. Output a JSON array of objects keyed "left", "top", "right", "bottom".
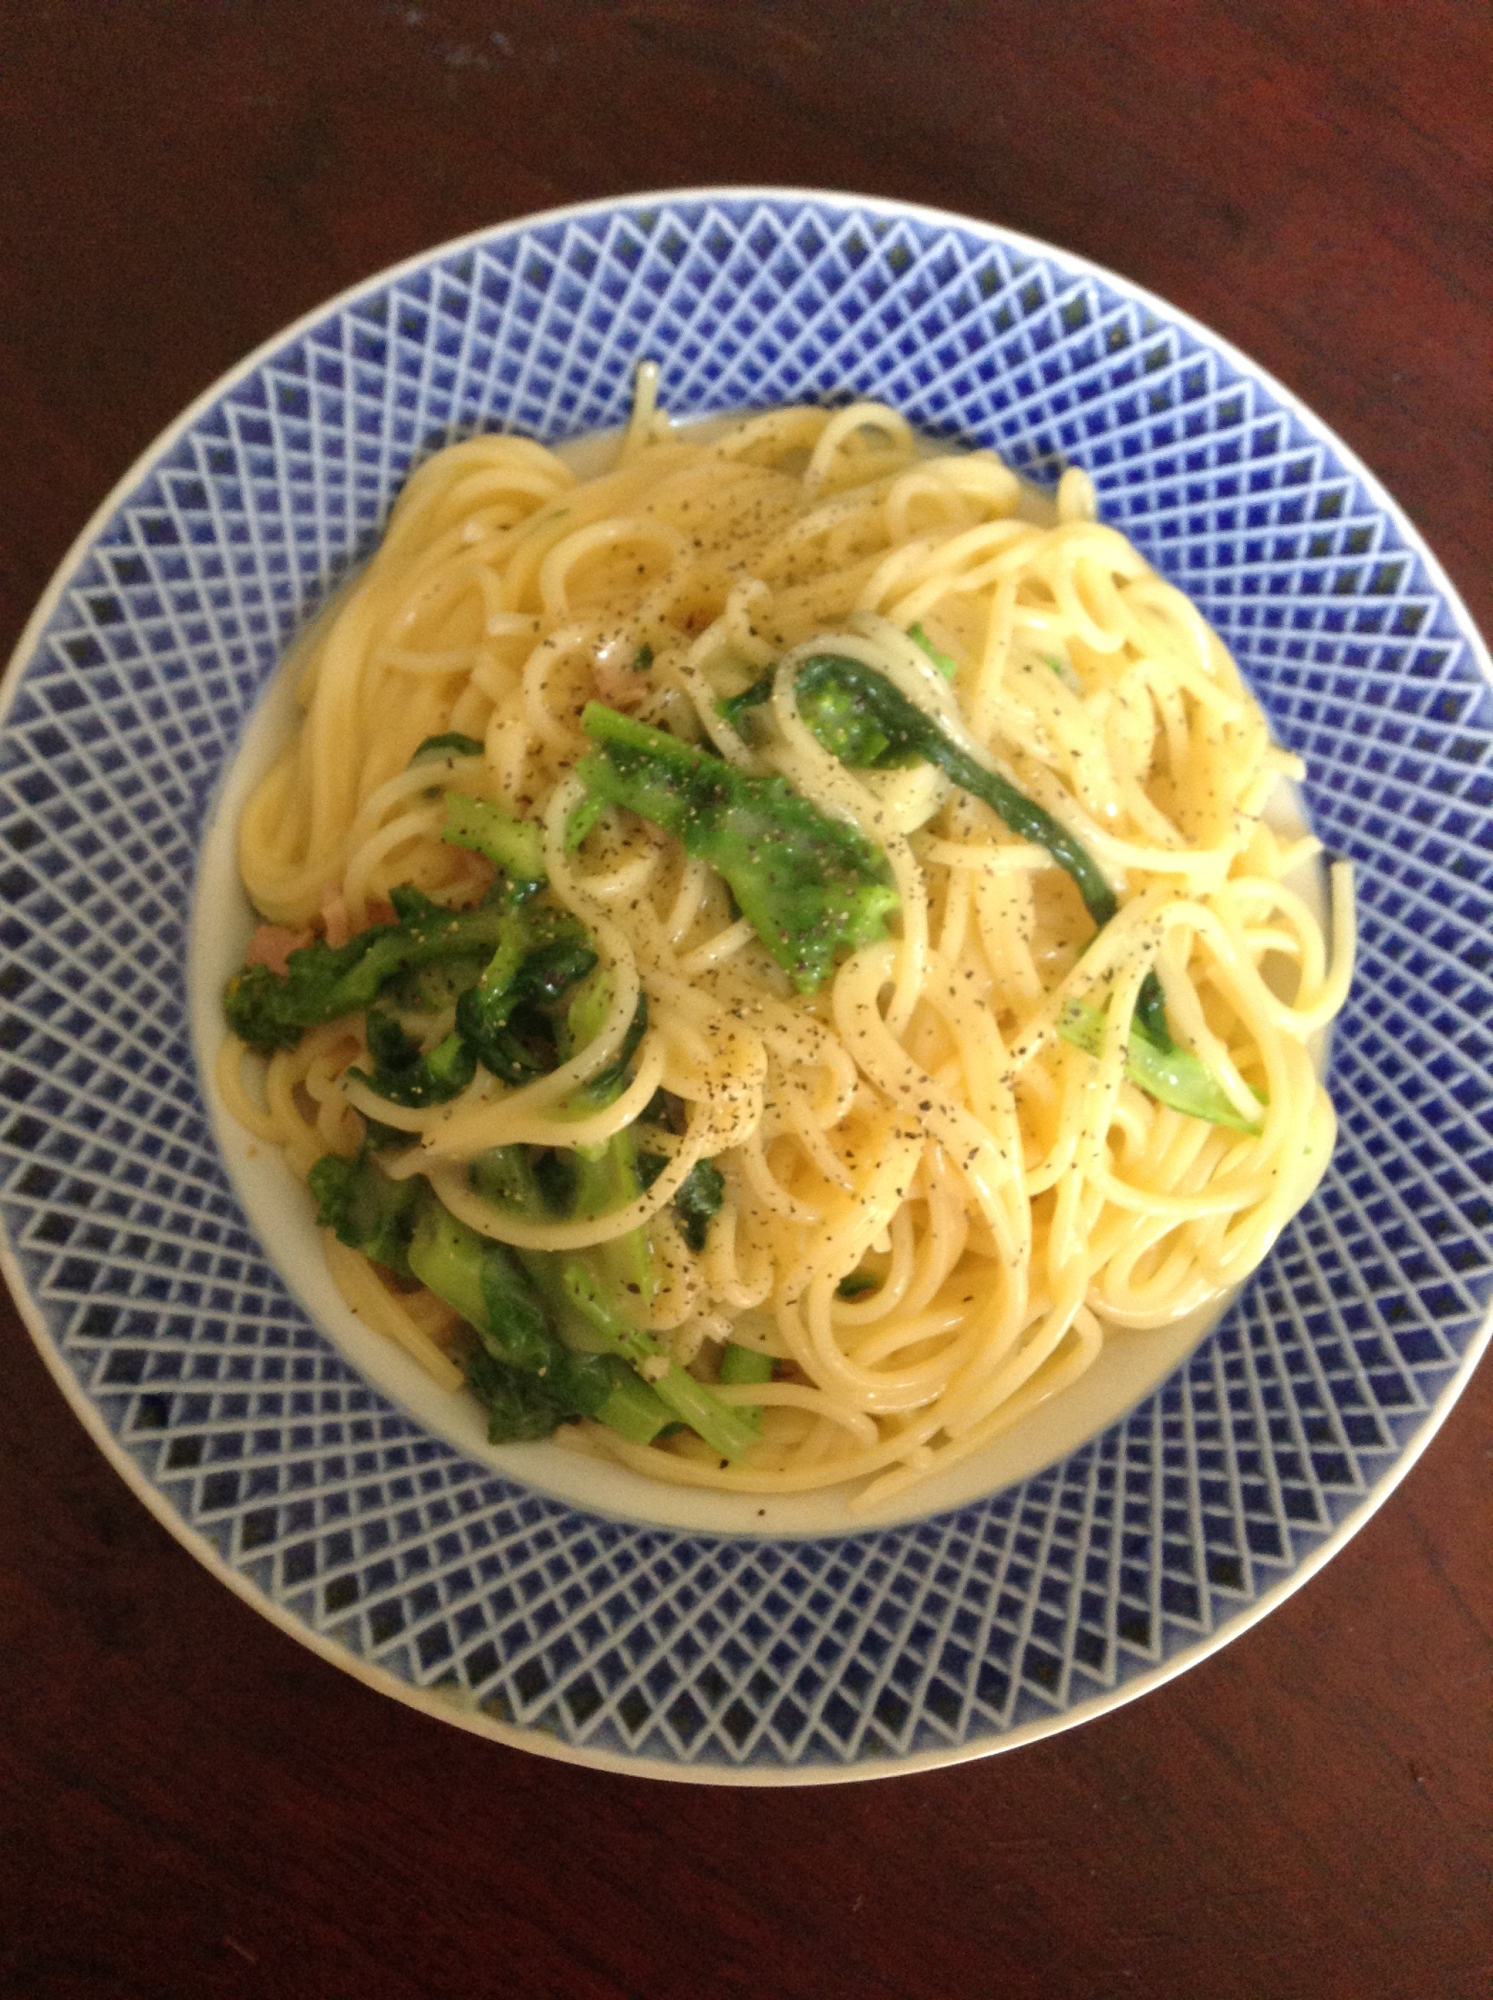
[{"left": 220, "top": 376, "right": 1352, "bottom": 1510}]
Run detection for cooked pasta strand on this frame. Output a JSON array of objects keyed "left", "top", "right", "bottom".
[{"left": 224, "top": 393, "right": 1350, "bottom": 1509}]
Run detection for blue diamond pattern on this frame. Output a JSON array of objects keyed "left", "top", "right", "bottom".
[{"left": 1, "top": 192, "right": 1490, "bottom": 1776}]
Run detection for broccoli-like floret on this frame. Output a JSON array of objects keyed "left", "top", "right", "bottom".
[
  {"left": 547, "top": 1258, "right": 760, "bottom": 1463},
  {"left": 725, "top": 655, "right": 1119, "bottom": 929},
  {"left": 454, "top": 914, "right": 598, "bottom": 1084},
  {"left": 465, "top": 1318, "right": 667, "bottom": 1444},
  {"left": 225, "top": 887, "right": 515, "bottom": 1054},
  {"left": 382, "top": 952, "right": 489, "bottom": 1016},
  {"left": 406, "top": 1196, "right": 671, "bottom": 1446},
  {"left": 227, "top": 884, "right": 598, "bottom": 1099},
  {"left": 350, "top": 1010, "right": 477, "bottom": 1109},
  {"left": 577, "top": 703, "right": 898, "bottom": 992},
  {"left": 307, "top": 1150, "right": 423, "bottom": 1281},
  {"left": 463, "top": 1346, "right": 584, "bottom": 1443},
  {"left": 472, "top": 1124, "right": 653, "bottom": 1304}
]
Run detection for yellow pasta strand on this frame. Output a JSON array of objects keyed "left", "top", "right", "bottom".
[{"left": 224, "top": 394, "right": 1352, "bottom": 1509}]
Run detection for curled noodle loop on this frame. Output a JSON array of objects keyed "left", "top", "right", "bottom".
[{"left": 227, "top": 395, "right": 1351, "bottom": 1511}]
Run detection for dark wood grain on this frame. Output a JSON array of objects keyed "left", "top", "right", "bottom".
[{"left": 1, "top": 5, "right": 1489, "bottom": 1997}]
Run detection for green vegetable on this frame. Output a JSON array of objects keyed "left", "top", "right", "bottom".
[
  {"left": 490, "top": 926, "right": 599, "bottom": 1010},
  {"left": 579, "top": 1131, "right": 655, "bottom": 1303},
  {"left": 1131, "top": 969, "right": 1172, "bottom": 1054},
  {"left": 531, "top": 1149, "right": 582, "bottom": 1214},
  {"left": 469, "top": 1337, "right": 668, "bottom": 1447},
  {"left": 472, "top": 1119, "right": 653, "bottom": 1300},
  {"left": 782, "top": 659, "right": 1190, "bottom": 1054},
  {"left": 782, "top": 652, "right": 1251, "bottom": 1126},
  {"left": 578, "top": 702, "right": 898, "bottom": 992},
  {"left": 718, "top": 1339, "right": 774, "bottom": 1434},
  {"left": 559, "top": 1261, "right": 760, "bottom": 1462},
  {"left": 793, "top": 674, "right": 895, "bottom": 767},
  {"left": 314, "top": 1161, "right": 667, "bottom": 1446},
  {"left": 441, "top": 791, "right": 546, "bottom": 895},
  {"left": 407, "top": 1197, "right": 671, "bottom": 1446},
  {"left": 723, "top": 650, "right": 1253, "bottom": 1133},
  {"left": 908, "top": 623, "right": 958, "bottom": 679},
  {"left": 253, "top": 889, "right": 596, "bottom": 1109},
  {"left": 382, "top": 953, "right": 489, "bottom": 1018},
  {"left": 715, "top": 675, "right": 773, "bottom": 734},
  {"left": 560, "top": 966, "right": 614, "bottom": 1064},
  {"left": 564, "top": 792, "right": 608, "bottom": 852},
  {"left": 307, "top": 1150, "right": 422, "bottom": 1281},
  {"left": 570, "top": 1129, "right": 643, "bottom": 1219},
  {"left": 632, "top": 644, "right": 654, "bottom": 674},
  {"left": 469, "top": 1143, "right": 546, "bottom": 1218},
  {"left": 361, "top": 1114, "right": 413, "bottom": 1153},
  {"left": 409, "top": 731, "right": 485, "bottom": 766},
  {"left": 512, "top": 1136, "right": 651, "bottom": 1227},
  {"left": 718, "top": 623, "right": 956, "bottom": 733},
  {"left": 453, "top": 909, "right": 597, "bottom": 1084},
  {"left": 559, "top": 969, "right": 649, "bottom": 1111},
  {"left": 1057, "top": 997, "right": 1265, "bottom": 1135},
  {"left": 409, "top": 1198, "right": 550, "bottom": 1370},
  {"left": 463, "top": 1347, "right": 589, "bottom": 1443},
  {"left": 719, "top": 1342, "right": 774, "bottom": 1386},
  {"left": 225, "top": 886, "right": 516, "bottom": 1055},
  {"left": 350, "top": 1010, "right": 476, "bottom": 1108},
  {"left": 673, "top": 1158, "right": 724, "bottom": 1253},
  {"left": 836, "top": 1271, "right": 880, "bottom": 1299},
  {"left": 782, "top": 653, "right": 1120, "bottom": 929}
]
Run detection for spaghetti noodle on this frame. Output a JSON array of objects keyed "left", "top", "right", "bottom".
[{"left": 218, "top": 376, "right": 1353, "bottom": 1510}]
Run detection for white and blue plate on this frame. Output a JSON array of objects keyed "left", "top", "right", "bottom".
[{"left": 2, "top": 190, "right": 1490, "bottom": 1782}]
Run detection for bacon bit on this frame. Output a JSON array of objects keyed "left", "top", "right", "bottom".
[
  {"left": 244, "top": 924, "right": 313, "bottom": 977},
  {"left": 363, "top": 897, "right": 397, "bottom": 931}
]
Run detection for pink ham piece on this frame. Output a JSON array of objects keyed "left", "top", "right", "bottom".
[
  {"left": 243, "top": 925, "right": 313, "bottom": 978},
  {"left": 591, "top": 637, "right": 653, "bottom": 708},
  {"left": 245, "top": 895, "right": 402, "bottom": 982}
]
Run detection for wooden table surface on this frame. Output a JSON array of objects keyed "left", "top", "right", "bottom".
[{"left": 2, "top": 5, "right": 1489, "bottom": 1997}]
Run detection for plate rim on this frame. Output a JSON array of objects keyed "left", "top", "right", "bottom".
[
  {"left": 6, "top": 1230, "right": 1486, "bottom": 1786},
  {"left": 3, "top": 182, "right": 1491, "bottom": 1784}
]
